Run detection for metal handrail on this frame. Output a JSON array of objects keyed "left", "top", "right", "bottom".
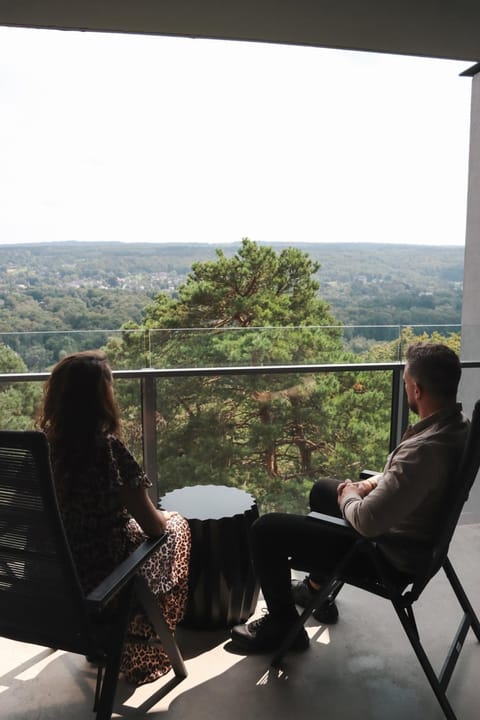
[
  {"left": 2, "top": 361, "right": 406, "bottom": 383},
  {"left": 4, "top": 358, "right": 480, "bottom": 383}
]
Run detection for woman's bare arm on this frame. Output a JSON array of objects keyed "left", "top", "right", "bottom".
[{"left": 120, "top": 484, "right": 168, "bottom": 537}]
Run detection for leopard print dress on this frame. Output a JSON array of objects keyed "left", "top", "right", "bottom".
[
  {"left": 55, "top": 435, "right": 191, "bottom": 686},
  {"left": 120, "top": 512, "right": 190, "bottom": 684}
]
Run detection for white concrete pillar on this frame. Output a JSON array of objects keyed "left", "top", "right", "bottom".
[
  {"left": 460, "top": 65, "right": 480, "bottom": 523},
  {"left": 461, "top": 67, "right": 480, "bottom": 371}
]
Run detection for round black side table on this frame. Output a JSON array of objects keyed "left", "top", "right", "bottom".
[{"left": 159, "top": 484, "right": 260, "bottom": 630}]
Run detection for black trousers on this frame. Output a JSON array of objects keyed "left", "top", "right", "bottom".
[{"left": 251, "top": 478, "right": 367, "bottom": 619}]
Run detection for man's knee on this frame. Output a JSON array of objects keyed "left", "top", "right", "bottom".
[
  {"left": 251, "top": 512, "right": 285, "bottom": 545},
  {"left": 251, "top": 512, "right": 308, "bottom": 560}
]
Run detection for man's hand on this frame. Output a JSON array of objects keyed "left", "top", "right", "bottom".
[
  {"left": 356, "top": 478, "right": 377, "bottom": 496},
  {"left": 337, "top": 479, "right": 359, "bottom": 503},
  {"left": 337, "top": 478, "right": 377, "bottom": 504}
]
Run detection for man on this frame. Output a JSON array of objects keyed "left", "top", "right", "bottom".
[{"left": 230, "top": 342, "right": 468, "bottom": 652}]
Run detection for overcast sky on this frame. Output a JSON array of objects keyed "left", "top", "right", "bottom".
[{"left": 0, "top": 26, "right": 473, "bottom": 247}]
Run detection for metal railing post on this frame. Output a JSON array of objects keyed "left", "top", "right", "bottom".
[
  {"left": 390, "top": 365, "right": 409, "bottom": 452},
  {"left": 141, "top": 374, "right": 158, "bottom": 505}
]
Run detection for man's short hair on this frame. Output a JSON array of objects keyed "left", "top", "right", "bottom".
[{"left": 406, "top": 342, "right": 461, "bottom": 399}]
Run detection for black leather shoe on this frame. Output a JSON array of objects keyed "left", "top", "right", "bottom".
[
  {"left": 291, "top": 578, "right": 339, "bottom": 624},
  {"left": 230, "top": 613, "right": 310, "bottom": 653}
]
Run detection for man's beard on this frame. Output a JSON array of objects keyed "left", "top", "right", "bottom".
[{"left": 408, "top": 399, "right": 418, "bottom": 415}]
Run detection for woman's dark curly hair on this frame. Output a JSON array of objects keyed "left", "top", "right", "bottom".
[{"left": 38, "top": 350, "right": 121, "bottom": 478}]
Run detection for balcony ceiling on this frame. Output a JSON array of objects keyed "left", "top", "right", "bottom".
[{"left": 1, "top": 0, "right": 480, "bottom": 63}]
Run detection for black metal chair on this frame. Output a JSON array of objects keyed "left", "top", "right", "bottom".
[
  {"left": 271, "top": 400, "right": 480, "bottom": 720},
  {"left": 0, "top": 430, "right": 186, "bottom": 720}
]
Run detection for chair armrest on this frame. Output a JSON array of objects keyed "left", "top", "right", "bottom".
[
  {"left": 308, "top": 511, "right": 358, "bottom": 538},
  {"left": 86, "top": 534, "right": 166, "bottom": 612},
  {"left": 359, "top": 469, "right": 380, "bottom": 479}
]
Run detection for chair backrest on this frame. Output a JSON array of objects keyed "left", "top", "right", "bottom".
[
  {"left": 411, "top": 399, "right": 480, "bottom": 595},
  {"left": 0, "top": 430, "right": 92, "bottom": 652}
]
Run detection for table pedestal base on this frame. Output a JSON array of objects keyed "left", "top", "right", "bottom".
[{"left": 160, "top": 485, "right": 260, "bottom": 630}]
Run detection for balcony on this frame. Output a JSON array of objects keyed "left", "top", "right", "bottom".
[
  {"left": 0, "top": 527, "right": 479, "bottom": 719},
  {"left": 1, "top": 339, "right": 480, "bottom": 719},
  {"left": 1, "top": 2, "right": 480, "bottom": 714}
]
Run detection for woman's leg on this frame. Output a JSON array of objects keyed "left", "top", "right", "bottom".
[{"left": 120, "top": 515, "right": 191, "bottom": 684}]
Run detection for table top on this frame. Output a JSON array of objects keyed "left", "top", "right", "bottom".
[{"left": 159, "top": 484, "right": 257, "bottom": 521}]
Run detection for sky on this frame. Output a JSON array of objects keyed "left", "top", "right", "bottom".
[{"left": 0, "top": 26, "right": 474, "bottom": 247}]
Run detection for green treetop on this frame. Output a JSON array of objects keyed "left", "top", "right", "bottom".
[{"left": 143, "top": 239, "right": 334, "bottom": 330}]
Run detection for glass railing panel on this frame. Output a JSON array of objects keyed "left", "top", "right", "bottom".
[
  {"left": 342, "top": 324, "right": 462, "bottom": 360},
  {"left": 153, "top": 368, "right": 393, "bottom": 514},
  {"left": 147, "top": 324, "right": 463, "bottom": 368},
  {"left": 0, "top": 330, "right": 123, "bottom": 373},
  {"left": 0, "top": 329, "right": 152, "bottom": 373},
  {"left": 0, "top": 379, "right": 42, "bottom": 431},
  {"left": 0, "top": 323, "right": 476, "bottom": 517},
  {"left": 148, "top": 326, "right": 349, "bottom": 368},
  {"left": 0, "top": 324, "right": 463, "bottom": 374},
  {"left": 113, "top": 377, "right": 144, "bottom": 462}
]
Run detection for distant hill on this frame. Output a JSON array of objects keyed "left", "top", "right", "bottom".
[
  {"left": 0, "top": 239, "right": 464, "bottom": 281},
  {"left": 0, "top": 241, "right": 464, "bottom": 334}
]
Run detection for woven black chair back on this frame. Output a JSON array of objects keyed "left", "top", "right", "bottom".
[{"left": 0, "top": 430, "right": 91, "bottom": 652}]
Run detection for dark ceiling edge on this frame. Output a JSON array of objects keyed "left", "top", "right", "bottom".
[
  {"left": 460, "top": 63, "right": 480, "bottom": 77},
  {"left": 1, "top": 19, "right": 479, "bottom": 68},
  {"left": 1, "top": 0, "right": 480, "bottom": 65}
]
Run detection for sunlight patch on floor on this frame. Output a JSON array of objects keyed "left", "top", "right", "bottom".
[
  {"left": 305, "top": 624, "right": 330, "bottom": 645},
  {"left": 119, "top": 640, "right": 245, "bottom": 712},
  {"left": 256, "top": 667, "right": 288, "bottom": 686},
  {"left": 315, "top": 627, "right": 331, "bottom": 645},
  {"left": 15, "top": 649, "right": 65, "bottom": 681}
]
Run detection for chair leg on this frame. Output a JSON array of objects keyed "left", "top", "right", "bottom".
[
  {"left": 443, "top": 557, "right": 480, "bottom": 641},
  {"left": 440, "top": 613, "right": 472, "bottom": 691},
  {"left": 392, "top": 599, "right": 458, "bottom": 720},
  {"left": 135, "top": 576, "right": 187, "bottom": 679},
  {"left": 93, "top": 664, "right": 104, "bottom": 712},
  {"left": 95, "top": 585, "right": 133, "bottom": 720},
  {"left": 96, "top": 652, "right": 125, "bottom": 720}
]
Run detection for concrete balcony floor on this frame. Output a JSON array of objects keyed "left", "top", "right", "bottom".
[{"left": 1, "top": 524, "right": 479, "bottom": 720}]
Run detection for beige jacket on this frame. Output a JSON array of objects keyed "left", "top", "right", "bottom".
[{"left": 340, "top": 403, "right": 469, "bottom": 573}]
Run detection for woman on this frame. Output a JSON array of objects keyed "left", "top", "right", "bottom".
[{"left": 38, "top": 350, "right": 191, "bottom": 685}]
